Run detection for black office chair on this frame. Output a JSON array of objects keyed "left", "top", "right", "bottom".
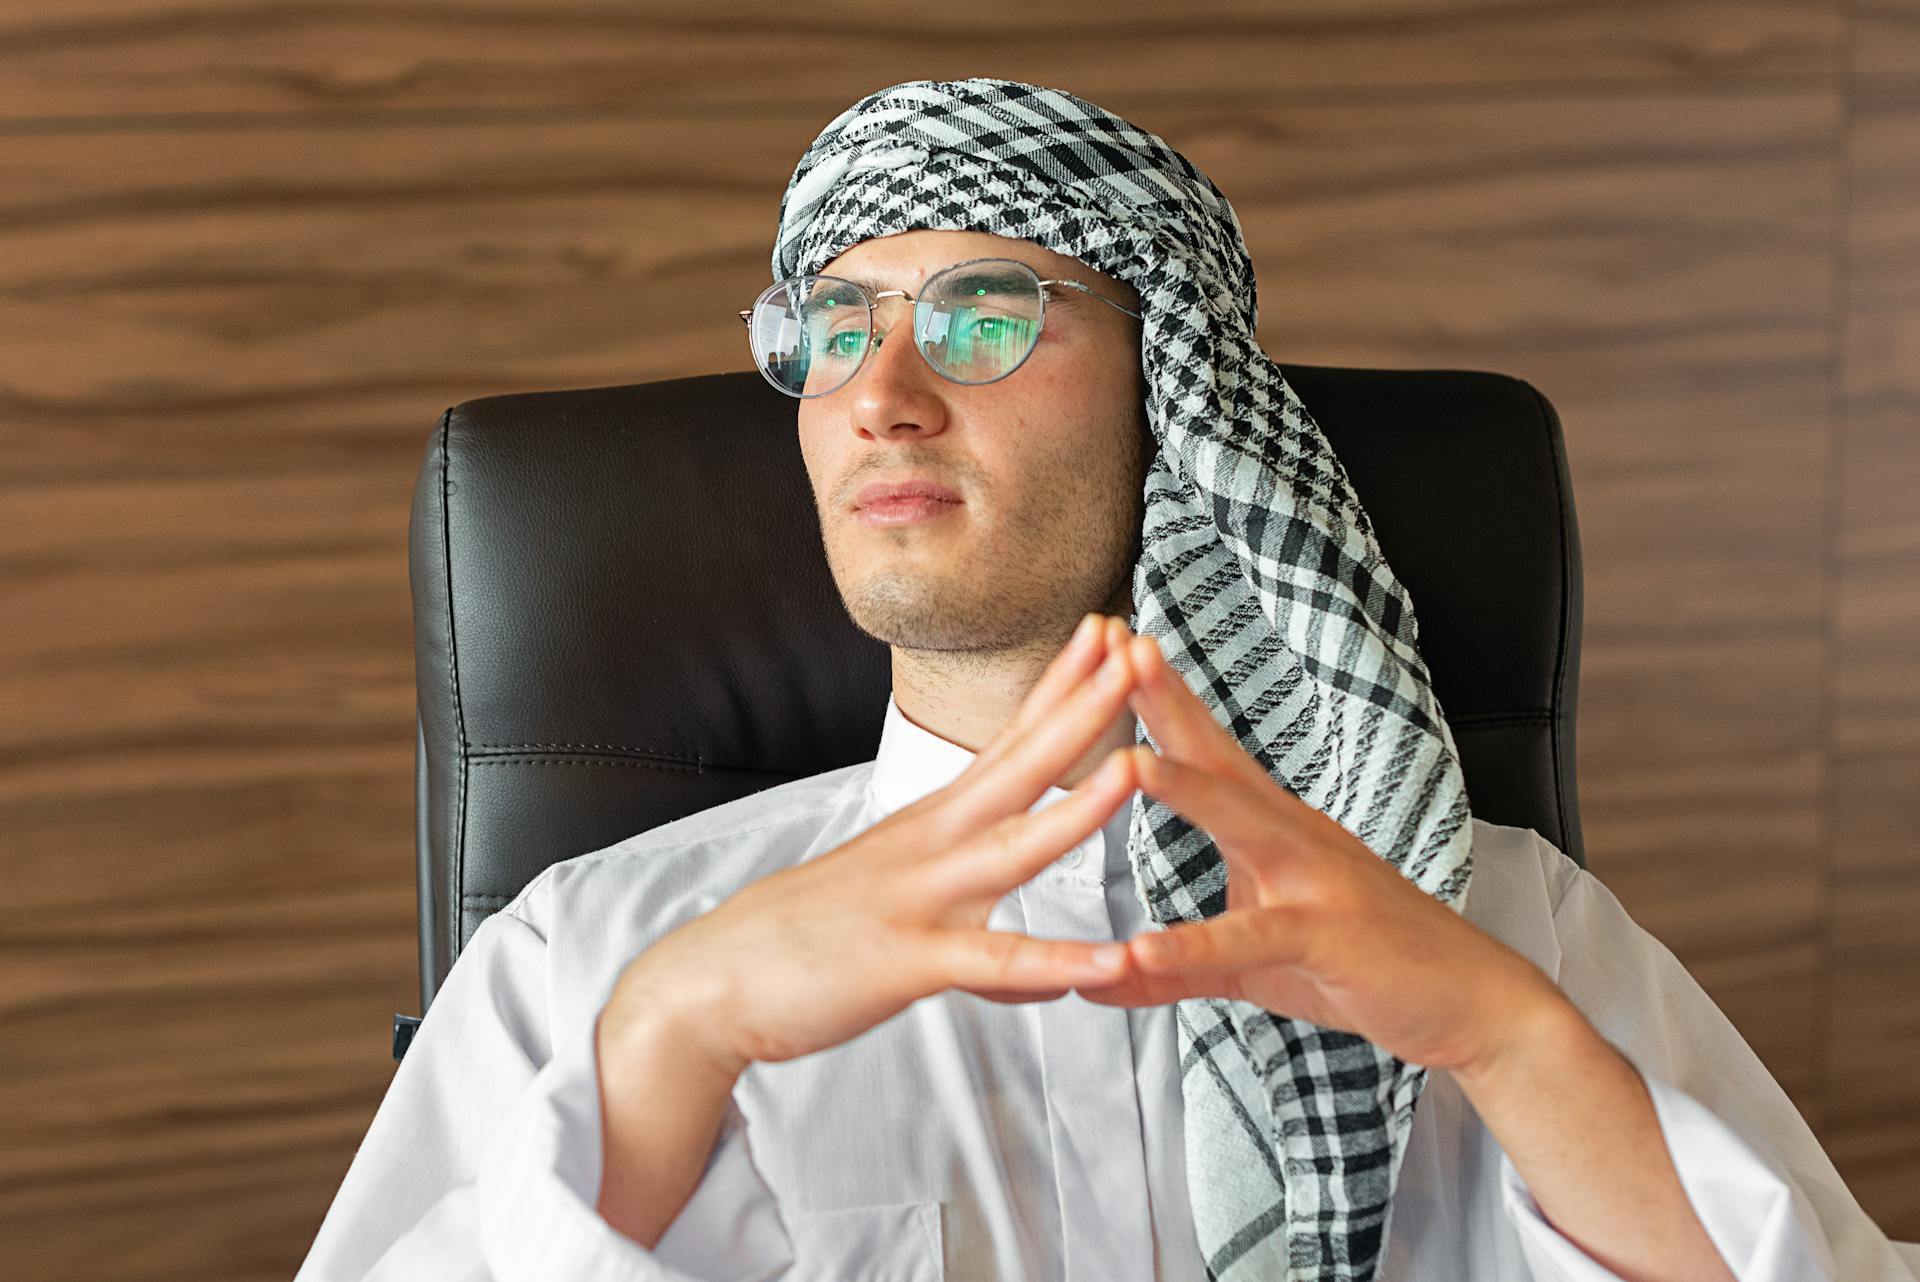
[{"left": 394, "top": 366, "right": 1585, "bottom": 1061}]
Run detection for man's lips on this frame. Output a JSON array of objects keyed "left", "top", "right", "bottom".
[
  {"left": 854, "top": 493, "right": 963, "bottom": 525},
  {"left": 851, "top": 479, "right": 964, "bottom": 510}
]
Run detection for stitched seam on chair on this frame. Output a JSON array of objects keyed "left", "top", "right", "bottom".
[
  {"left": 472, "top": 742, "right": 703, "bottom": 760},
  {"left": 440, "top": 411, "right": 471, "bottom": 962},
  {"left": 454, "top": 797, "right": 854, "bottom": 908},
  {"left": 452, "top": 777, "right": 865, "bottom": 912},
  {"left": 470, "top": 757, "right": 703, "bottom": 769}
]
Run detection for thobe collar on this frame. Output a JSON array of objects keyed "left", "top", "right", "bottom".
[
  {"left": 867, "top": 690, "right": 1135, "bottom": 879},
  {"left": 869, "top": 690, "right": 1003, "bottom": 818}
]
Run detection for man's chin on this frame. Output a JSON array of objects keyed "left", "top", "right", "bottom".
[{"left": 840, "top": 588, "right": 988, "bottom": 650}]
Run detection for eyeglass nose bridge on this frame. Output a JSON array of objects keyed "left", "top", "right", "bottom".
[{"left": 856, "top": 289, "right": 935, "bottom": 365}]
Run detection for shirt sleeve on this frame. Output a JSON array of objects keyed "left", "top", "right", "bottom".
[
  {"left": 292, "top": 904, "right": 794, "bottom": 1282},
  {"left": 1496, "top": 832, "right": 1919, "bottom": 1282}
]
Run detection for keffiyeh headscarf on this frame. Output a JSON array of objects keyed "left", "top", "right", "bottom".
[{"left": 771, "top": 78, "right": 1473, "bottom": 1281}]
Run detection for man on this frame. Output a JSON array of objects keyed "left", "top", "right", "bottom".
[{"left": 294, "top": 81, "right": 1920, "bottom": 1281}]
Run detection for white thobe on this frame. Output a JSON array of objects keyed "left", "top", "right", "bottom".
[{"left": 294, "top": 692, "right": 1920, "bottom": 1281}]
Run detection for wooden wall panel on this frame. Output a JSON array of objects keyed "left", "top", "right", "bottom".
[
  {"left": 1860, "top": 0, "right": 1920, "bottom": 73},
  {"left": 1825, "top": 64, "right": 1920, "bottom": 1239},
  {"left": 0, "top": 4, "right": 1912, "bottom": 1279},
  {"left": 0, "top": 1, "right": 1846, "bottom": 119}
]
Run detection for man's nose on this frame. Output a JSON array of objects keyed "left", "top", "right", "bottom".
[
  {"left": 858, "top": 300, "right": 933, "bottom": 385},
  {"left": 842, "top": 299, "right": 952, "bottom": 438}
]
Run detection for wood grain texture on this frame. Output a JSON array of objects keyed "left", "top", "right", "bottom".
[
  {"left": 0, "top": 1, "right": 1850, "bottom": 120},
  {"left": 0, "top": 3, "right": 1913, "bottom": 1278},
  {"left": 1825, "top": 66, "right": 1920, "bottom": 1240},
  {"left": 1859, "top": 0, "right": 1920, "bottom": 74}
]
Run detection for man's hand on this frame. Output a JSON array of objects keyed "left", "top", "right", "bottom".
[
  {"left": 1079, "top": 620, "right": 1573, "bottom": 1080},
  {"left": 599, "top": 611, "right": 1147, "bottom": 1082},
  {"left": 593, "top": 611, "right": 1153, "bottom": 1247}
]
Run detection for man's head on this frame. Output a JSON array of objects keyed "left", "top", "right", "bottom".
[
  {"left": 766, "top": 84, "right": 1473, "bottom": 1280},
  {"left": 798, "top": 228, "right": 1153, "bottom": 671}
]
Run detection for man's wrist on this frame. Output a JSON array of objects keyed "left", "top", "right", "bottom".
[
  {"left": 593, "top": 989, "right": 751, "bottom": 1250},
  {"left": 1450, "top": 980, "right": 1595, "bottom": 1097},
  {"left": 599, "top": 986, "right": 752, "bottom": 1093}
]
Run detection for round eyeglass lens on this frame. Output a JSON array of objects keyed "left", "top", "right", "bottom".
[{"left": 748, "top": 260, "right": 1044, "bottom": 397}]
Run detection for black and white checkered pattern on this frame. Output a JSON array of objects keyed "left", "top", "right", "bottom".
[{"left": 772, "top": 78, "right": 1474, "bottom": 1282}]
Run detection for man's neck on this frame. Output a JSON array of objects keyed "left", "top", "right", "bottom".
[{"left": 889, "top": 624, "right": 1138, "bottom": 791}]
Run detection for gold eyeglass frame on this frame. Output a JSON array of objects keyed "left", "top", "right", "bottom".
[{"left": 737, "top": 255, "right": 1143, "bottom": 399}]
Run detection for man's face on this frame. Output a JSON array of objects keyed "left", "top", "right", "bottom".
[{"left": 797, "top": 229, "right": 1151, "bottom": 657}]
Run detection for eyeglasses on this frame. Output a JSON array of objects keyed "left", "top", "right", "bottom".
[{"left": 737, "top": 256, "right": 1143, "bottom": 399}]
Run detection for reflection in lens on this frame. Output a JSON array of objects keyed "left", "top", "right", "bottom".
[
  {"left": 922, "top": 263, "right": 1042, "bottom": 384},
  {"left": 796, "top": 278, "right": 871, "bottom": 395},
  {"left": 750, "top": 261, "right": 1045, "bottom": 397},
  {"left": 749, "top": 281, "right": 810, "bottom": 395}
]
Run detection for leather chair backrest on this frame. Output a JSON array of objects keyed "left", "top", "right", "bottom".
[{"left": 408, "top": 366, "right": 1584, "bottom": 1018}]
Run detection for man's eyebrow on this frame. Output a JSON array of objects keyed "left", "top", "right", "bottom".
[
  {"left": 838, "top": 274, "right": 907, "bottom": 295},
  {"left": 835, "top": 270, "right": 1088, "bottom": 308}
]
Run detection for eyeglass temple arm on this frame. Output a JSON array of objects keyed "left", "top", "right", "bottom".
[{"left": 1038, "top": 279, "right": 1139, "bottom": 319}]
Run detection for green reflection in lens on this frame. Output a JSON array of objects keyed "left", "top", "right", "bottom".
[
  {"left": 940, "top": 310, "right": 1034, "bottom": 376},
  {"left": 758, "top": 267, "right": 1043, "bottom": 393}
]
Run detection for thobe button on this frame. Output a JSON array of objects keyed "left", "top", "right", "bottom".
[{"left": 1058, "top": 846, "right": 1084, "bottom": 869}]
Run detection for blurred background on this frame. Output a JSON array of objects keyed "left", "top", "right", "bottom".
[{"left": 3, "top": 4, "right": 1916, "bottom": 1279}]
